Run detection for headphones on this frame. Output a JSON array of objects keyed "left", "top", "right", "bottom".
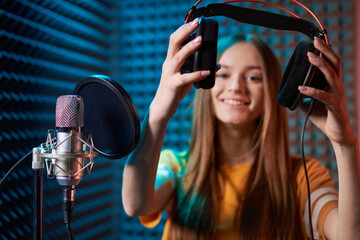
[{"left": 182, "top": 0, "right": 328, "bottom": 111}]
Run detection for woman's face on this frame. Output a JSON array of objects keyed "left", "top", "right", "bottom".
[{"left": 211, "top": 41, "right": 265, "bottom": 127}]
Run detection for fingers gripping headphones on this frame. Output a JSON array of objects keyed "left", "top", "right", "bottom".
[{"left": 182, "top": 1, "right": 328, "bottom": 111}]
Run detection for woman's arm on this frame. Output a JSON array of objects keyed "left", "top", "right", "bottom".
[
  {"left": 122, "top": 110, "right": 170, "bottom": 217},
  {"left": 122, "top": 18, "right": 211, "bottom": 217},
  {"left": 331, "top": 140, "right": 360, "bottom": 239},
  {"left": 298, "top": 37, "right": 360, "bottom": 239}
]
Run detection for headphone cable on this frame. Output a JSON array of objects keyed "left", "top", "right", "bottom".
[{"left": 300, "top": 98, "right": 315, "bottom": 240}]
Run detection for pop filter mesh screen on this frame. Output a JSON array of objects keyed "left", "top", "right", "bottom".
[{"left": 74, "top": 77, "right": 139, "bottom": 159}]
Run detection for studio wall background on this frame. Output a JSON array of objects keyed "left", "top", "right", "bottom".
[{"left": 0, "top": 0, "right": 357, "bottom": 239}]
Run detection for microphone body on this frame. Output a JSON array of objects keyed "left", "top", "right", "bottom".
[
  {"left": 55, "top": 95, "right": 85, "bottom": 187},
  {"left": 55, "top": 130, "right": 84, "bottom": 186},
  {"left": 55, "top": 95, "right": 85, "bottom": 226}
]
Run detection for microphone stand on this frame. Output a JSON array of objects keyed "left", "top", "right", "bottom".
[
  {"left": 33, "top": 169, "right": 43, "bottom": 240},
  {"left": 32, "top": 147, "right": 45, "bottom": 240},
  {"left": 31, "top": 131, "right": 97, "bottom": 240}
]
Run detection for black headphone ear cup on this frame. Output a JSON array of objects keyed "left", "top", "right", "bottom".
[{"left": 277, "top": 41, "right": 325, "bottom": 110}]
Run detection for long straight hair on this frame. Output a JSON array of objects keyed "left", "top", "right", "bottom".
[{"left": 168, "top": 34, "right": 305, "bottom": 239}]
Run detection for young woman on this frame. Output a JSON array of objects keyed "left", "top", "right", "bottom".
[{"left": 122, "top": 18, "right": 360, "bottom": 239}]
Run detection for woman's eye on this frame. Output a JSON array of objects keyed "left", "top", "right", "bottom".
[
  {"left": 216, "top": 73, "right": 229, "bottom": 79},
  {"left": 246, "top": 76, "right": 262, "bottom": 82}
]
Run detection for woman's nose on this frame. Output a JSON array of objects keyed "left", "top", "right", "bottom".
[{"left": 229, "top": 77, "right": 245, "bottom": 92}]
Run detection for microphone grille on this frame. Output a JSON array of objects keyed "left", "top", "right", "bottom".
[{"left": 56, "top": 95, "right": 84, "bottom": 127}]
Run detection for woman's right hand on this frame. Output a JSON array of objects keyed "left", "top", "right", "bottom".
[
  {"left": 123, "top": 19, "right": 211, "bottom": 216},
  {"left": 150, "top": 18, "right": 211, "bottom": 122}
]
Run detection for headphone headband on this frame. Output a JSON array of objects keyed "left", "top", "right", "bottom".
[{"left": 187, "top": 4, "right": 324, "bottom": 40}]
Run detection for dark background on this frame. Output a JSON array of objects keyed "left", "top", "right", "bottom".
[{"left": 0, "top": 0, "right": 358, "bottom": 239}]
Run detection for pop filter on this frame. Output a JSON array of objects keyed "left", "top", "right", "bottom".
[{"left": 73, "top": 75, "right": 140, "bottom": 159}]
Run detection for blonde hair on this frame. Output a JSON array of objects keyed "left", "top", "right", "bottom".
[{"left": 168, "top": 34, "right": 305, "bottom": 239}]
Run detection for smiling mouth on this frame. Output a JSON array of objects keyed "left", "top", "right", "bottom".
[{"left": 222, "top": 99, "right": 248, "bottom": 106}]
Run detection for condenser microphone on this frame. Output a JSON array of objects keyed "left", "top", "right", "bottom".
[
  {"left": 55, "top": 95, "right": 85, "bottom": 187},
  {"left": 55, "top": 95, "right": 86, "bottom": 228}
]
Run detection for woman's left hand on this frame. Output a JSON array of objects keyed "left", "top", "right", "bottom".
[{"left": 298, "top": 37, "right": 356, "bottom": 146}]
